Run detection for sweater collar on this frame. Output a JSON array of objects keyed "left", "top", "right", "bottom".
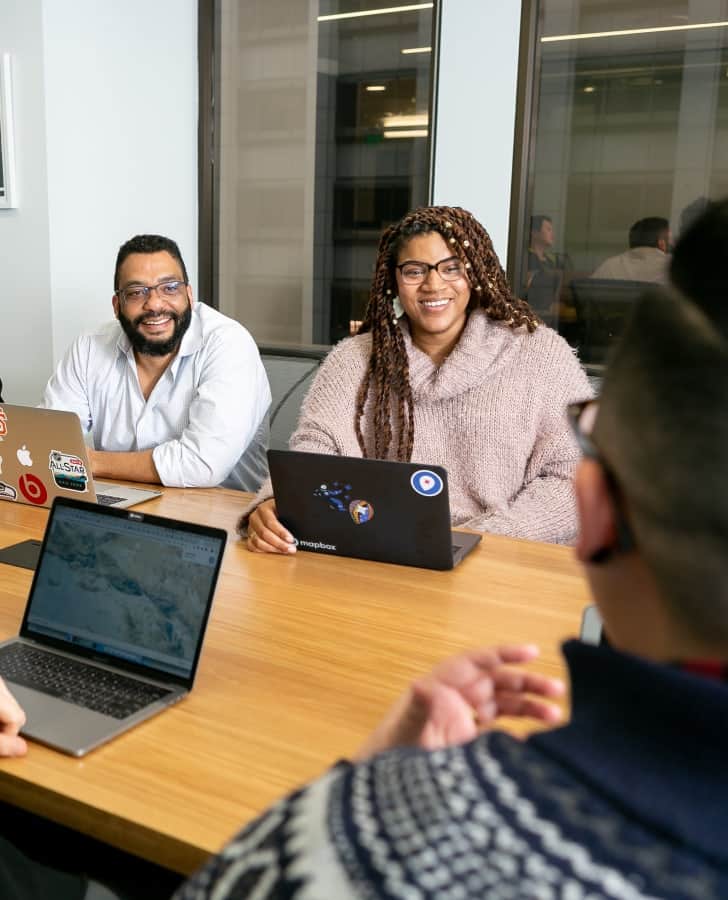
[
  {"left": 531, "top": 640, "right": 728, "bottom": 862},
  {"left": 399, "top": 309, "right": 527, "bottom": 402}
]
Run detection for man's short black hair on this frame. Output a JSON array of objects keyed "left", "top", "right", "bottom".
[
  {"left": 114, "top": 234, "right": 189, "bottom": 291},
  {"left": 628, "top": 217, "right": 670, "bottom": 249},
  {"left": 670, "top": 197, "right": 728, "bottom": 333},
  {"left": 530, "top": 215, "right": 552, "bottom": 234}
]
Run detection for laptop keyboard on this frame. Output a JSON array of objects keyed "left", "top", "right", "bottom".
[
  {"left": 0, "top": 643, "right": 171, "bottom": 719},
  {"left": 96, "top": 494, "right": 122, "bottom": 506}
]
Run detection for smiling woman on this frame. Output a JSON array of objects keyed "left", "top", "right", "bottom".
[{"left": 241, "top": 205, "right": 593, "bottom": 551}]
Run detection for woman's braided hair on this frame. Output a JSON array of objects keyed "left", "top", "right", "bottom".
[{"left": 354, "top": 205, "right": 537, "bottom": 461}]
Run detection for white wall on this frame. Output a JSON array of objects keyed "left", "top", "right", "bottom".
[
  {"left": 0, "top": 0, "right": 198, "bottom": 403},
  {"left": 433, "top": 1, "right": 522, "bottom": 264},
  {"left": 0, "top": 0, "right": 54, "bottom": 404},
  {"left": 43, "top": 0, "right": 198, "bottom": 362}
]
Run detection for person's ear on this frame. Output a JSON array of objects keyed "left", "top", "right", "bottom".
[
  {"left": 657, "top": 235, "right": 669, "bottom": 253},
  {"left": 112, "top": 293, "right": 120, "bottom": 319},
  {"left": 575, "top": 459, "right": 619, "bottom": 564},
  {"left": 186, "top": 284, "right": 194, "bottom": 307}
]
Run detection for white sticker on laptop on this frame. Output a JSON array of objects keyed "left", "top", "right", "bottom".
[
  {"left": 49, "top": 450, "right": 89, "bottom": 493},
  {"left": 410, "top": 469, "right": 443, "bottom": 497}
]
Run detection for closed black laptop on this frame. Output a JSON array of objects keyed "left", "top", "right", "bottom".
[
  {"left": 0, "top": 497, "right": 226, "bottom": 756},
  {"left": 268, "top": 450, "right": 481, "bottom": 570}
]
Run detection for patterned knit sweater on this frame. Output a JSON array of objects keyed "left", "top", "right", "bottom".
[
  {"left": 176, "top": 641, "right": 728, "bottom": 899},
  {"left": 245, "top": 311, "right": 591, "bottom": 544}
]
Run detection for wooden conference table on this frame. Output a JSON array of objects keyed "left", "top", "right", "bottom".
[{"left": 0, "top": 487, "right": 591, "bottom": 875}]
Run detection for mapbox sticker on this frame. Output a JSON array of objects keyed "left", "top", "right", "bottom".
[
  {"left": 410, "top": 469, "right": 444, "bottom": 497},
  {"left": 49, "top": 450, "right": 89, "bottom": 493}
]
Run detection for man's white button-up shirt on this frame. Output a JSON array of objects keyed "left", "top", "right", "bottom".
[{"left": 42, "top": 302, "right": 271, "bottom": 491}]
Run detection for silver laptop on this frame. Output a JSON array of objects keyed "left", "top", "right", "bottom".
[
  {"left": 0, "top": 496, "right": 226, "bottom": 756},
  {"left": 0, "top": 404, "right": 161, "bottom": 509}
]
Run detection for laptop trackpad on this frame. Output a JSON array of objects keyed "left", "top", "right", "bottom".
[{"left": 9, "top": 683, "right": 124, "bottom": 756}]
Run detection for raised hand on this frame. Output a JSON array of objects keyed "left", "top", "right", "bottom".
[{"left": 355, "top": 644, "right": 564, "bottom": 760}]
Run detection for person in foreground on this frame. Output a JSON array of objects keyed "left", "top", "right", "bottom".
[
  {"left": 0, "top": 680, "right": 120, "bottom": 898},
  {"left": 42, "top": 234, "right": 271, "bottom": 491},
  {"left": 243, "top": 206, "right": 591, "bottom": 548},
  {"left": 177, "top": 280, "right": 728, "bottom": 897}
]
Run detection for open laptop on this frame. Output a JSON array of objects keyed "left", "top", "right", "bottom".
[
  {"left": 267, "top": 449, "right": 481, "bottom": 570},
  {"left": 0, "top": 496, "right": 226, "bottom": 755},
  {"left": 0, "top": 404, "right": 162, "bottom": 509}
]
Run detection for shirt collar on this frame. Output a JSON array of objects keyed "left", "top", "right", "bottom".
[{"left": 530, "top": 640, "right": 728, "bottom": 862}]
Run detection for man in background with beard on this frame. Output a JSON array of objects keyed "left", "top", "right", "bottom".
[{"left": 42, "top": 234, "right": 271, "bottom": 490}]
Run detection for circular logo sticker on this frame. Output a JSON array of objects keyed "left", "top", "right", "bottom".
[
  {"left": 410, "top": 469, "right": 443, "bottom": 497},
  {"left": 18, "top": 473, "right": 48, "bottom": 505},
  {"left": 349, "top": 499, "right": 374, "bottom": 525}
]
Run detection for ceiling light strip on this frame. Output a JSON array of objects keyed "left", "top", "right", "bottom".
[
  {"left": 542, "top": 20, "right": 728, "bottom": 43},
  {"left": 401, "top": 46, "right": 432, "bottom": 54},
  {"left": 318, "top": 4, "right": 433, "bottom": 23}
]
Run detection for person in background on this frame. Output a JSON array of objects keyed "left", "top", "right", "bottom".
[
  {"left": 242, "top": 205, "right": 591, "bottom": 548},
  {"left": 42, "top": 234, "right": 271, "bottom": 491},
  {"left": 523, "top": 214, "right": 567, "bottom": 320},
  {"left": 525, "top": 213, "right": 556, "bottom": 283},
  {"left": 590, "top": 216, "right": 671, "bottom": 283},
  {"left": 177, "top": 233, "right": 728, "bottom": 897}
]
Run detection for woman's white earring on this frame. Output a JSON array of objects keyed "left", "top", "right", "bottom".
[{"left": 392, "top": 296, "right": 404, "bottom": 318}]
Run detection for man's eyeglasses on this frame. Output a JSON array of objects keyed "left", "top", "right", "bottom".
[
  {"left": 117, "top": 280, "right": 187, "bottom": 304},
  {"left": 395, "top": 257, "right": 467, "bottom": 285},
  {"left": 567, "top": 398, "right": 601, "bottom": 461},
  {"left": 568, "top": 398, "right": 636, "bottom": 559}
]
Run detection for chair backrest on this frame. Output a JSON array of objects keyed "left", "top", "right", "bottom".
[
  {"left": 259, "top": 345, "right": 328, "bottom": 451},
  {"left": 570, "top": 278, "right": 649, "bottom": 366}
]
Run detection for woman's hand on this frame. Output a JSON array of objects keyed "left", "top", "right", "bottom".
[
  {"left": 354, "top": 644, "right": 565, "bottom": 761},
  {"left": 246, "top": 499, "right": 297, "bottom": 554}
]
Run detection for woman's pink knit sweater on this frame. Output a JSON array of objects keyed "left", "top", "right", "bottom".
[{"left": 247, "top": 311, "right": 592, "bottom": 544}]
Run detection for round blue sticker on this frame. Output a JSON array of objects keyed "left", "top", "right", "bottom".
[{"left": 410, "top": 469, "right": 443, "bottom": 497}]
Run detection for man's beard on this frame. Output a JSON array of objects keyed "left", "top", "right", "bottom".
[{"left": 118, "top": 302, "right": 192, "bottom": 357}]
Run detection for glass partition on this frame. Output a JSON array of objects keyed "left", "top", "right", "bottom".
[
  {"left": 514, "top": 1, "right": 728, "bottom": 371},
  {"left": 215, "top": 1, "right": 435, "bottom": 346}
]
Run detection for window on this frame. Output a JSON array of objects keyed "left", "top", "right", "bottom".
[
  {"left": 512, "top": 1, "right": 728, "bottom": 372},
  {"left": 206, "top": 1, "right": 436, "bottom": 347}
]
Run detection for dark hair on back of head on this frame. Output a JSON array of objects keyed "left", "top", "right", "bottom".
[
  {"left": 628, "top": 217, "right": 669, "bottom": 249},
  {"left": 530, "top": 215, "right": 552, "bottom": 234},
  {"left": 355, "top": 205, "right": 537, "bottom": 461},
  {"left": 596, "top": 286, "right": 728, "bottom": 643},
  {"left": 114, "top": 234, "right": 189, "bottom": 291},
  {"left": 670, "top": 197, "right": 728, "bottom": 334}
]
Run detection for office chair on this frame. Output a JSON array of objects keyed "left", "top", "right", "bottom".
[
  {"left": 570, "top": 278, "right": 649, "bottom": 366},
  {"left": 258, "top": 345, "right": 328, "bottom": 451}
]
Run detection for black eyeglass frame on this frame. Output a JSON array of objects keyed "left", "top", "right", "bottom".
[
  {"left": 394, "top": 256, "right": 467, "bottom": 284},
  {"left": 568, "top": 398, "right": 636, "bottom": 558}
]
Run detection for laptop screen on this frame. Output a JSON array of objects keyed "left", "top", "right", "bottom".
[{"left": 23, "top": 503, "right": 225, "bottom": 681}]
